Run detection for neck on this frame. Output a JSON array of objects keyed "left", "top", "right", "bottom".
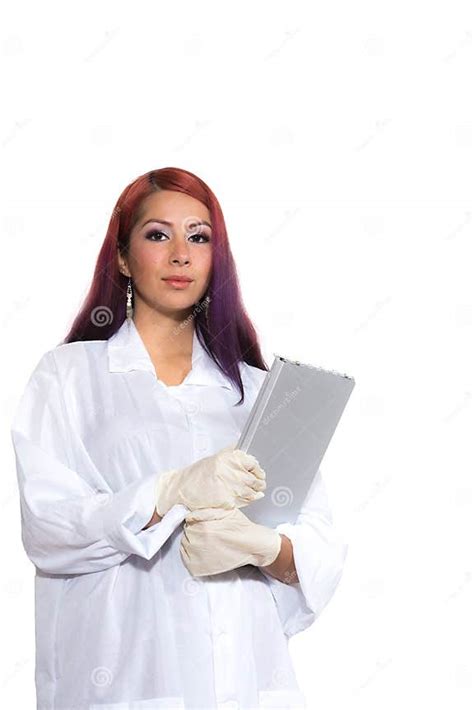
[{"left": 132, "top": 308, "right": 195, "bottom": 360}]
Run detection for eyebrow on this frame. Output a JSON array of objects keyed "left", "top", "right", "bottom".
[{"left": 140, "top": 218, "right": 212, "bottom": 230}]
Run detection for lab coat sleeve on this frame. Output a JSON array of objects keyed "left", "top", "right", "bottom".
[
  {"left": 10, "top": 350, "right": 189, "bottom": 576},
  {"left": 259, "top": 467, "right": 349, "bottom": 638}
]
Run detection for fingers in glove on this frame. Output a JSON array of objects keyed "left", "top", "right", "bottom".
[
  {"left": 185, "top": 506, "right": 233, "bottom": 524},
  {"left": 218, "top": 441, "right": 238, "bottom": 454},
  {"left": 233, "top": 488, "right": 265, "bottom": 508},
  {"left": 237, "top": 491, "right": 265, "bottom": 507},
  {"left": 226, "top": 470, "right": 265, "bottom": 504},
  {"left": 215, "top": 451, "right": 267, "bottom": 501},
  {"left": 229, "top": 449, "right": 266, "bottom": 480},
  {"left": 239, "top": 470, "right": 266, "bottom": 492}
]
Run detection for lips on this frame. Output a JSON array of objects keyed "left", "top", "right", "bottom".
[{"left": 162, "top": 277, "right": 193, "bottom": 282}]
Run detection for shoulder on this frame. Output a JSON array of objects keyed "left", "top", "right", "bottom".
[
  {"left": 25, "top": 339, "right": 108, "bottom": 390},
  {"left": 239, "top": 361, "right": 268, "bottom": 391},
  {"left": 48, "top": 338, "right": 108, "bottom": 371}
]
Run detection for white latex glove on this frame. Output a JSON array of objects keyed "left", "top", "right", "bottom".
[
  {"left": 180, "top": 506, "right": 282, "bottom": 577},
  {"left": 154, "top": 443, "right": 266, "bottom": 517}
]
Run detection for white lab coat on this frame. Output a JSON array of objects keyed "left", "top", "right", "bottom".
[{"left": 10, "top": 318, "right": 348, "bottom": 710}]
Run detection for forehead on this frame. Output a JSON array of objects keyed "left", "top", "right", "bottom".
[{"left": 138, "top": 190, "right": 211, "bottom": 225}]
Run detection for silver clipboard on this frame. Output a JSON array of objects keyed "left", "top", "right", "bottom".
[{"left": 237, "top": 354, "right": 355, "bottom": 526}]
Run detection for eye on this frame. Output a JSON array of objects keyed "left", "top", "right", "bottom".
[
  {"left": 145, "top": 230, "right": 168, "bottom": 242},
  {"left": 189, "top": 233, "right": 211, "bottom": 243},
  {"left": 145, "top": 230, "right": 211, "bottom": 243}
]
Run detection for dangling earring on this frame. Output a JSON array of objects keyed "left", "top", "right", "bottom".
[
  {"left": 126, "top": 277, "right": 133, "bottom": 322},
  {"left": 203, "top": 293, "right": 211, "bottom": 329}
]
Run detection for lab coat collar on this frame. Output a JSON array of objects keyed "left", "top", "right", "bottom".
[{"left": 107, "top": 318, "right": 233, "bottom": 390}]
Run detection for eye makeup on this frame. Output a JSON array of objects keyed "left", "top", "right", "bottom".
[
  {"left": 144, "top": 229, "right": 211, "bottom": 243},
  {"left": 141, "top": 217, "right": 212, "bottom": 230}
]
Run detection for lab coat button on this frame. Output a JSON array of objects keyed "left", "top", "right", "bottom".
[
  {"left": 183, "top": 400, "right": 200, "bottom": 416},
  {"left": 195, "top": 433, "right": 210, "bottom": 453}
]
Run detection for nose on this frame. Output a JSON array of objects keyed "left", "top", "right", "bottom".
[{"left": 169, "top": 237, "right": 191, "bottom": 265}]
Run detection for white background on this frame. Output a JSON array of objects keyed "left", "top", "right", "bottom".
[{"left": 2, "top": 1, "right": 473, "bottom": 708}]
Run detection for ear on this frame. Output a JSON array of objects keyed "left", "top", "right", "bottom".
[{"left": 117, "top": 248, "right": 130, "bottom": 278}]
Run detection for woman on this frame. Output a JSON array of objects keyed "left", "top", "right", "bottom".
[{"left": 11, "top": 167, "right": 348, "bottom": 710}]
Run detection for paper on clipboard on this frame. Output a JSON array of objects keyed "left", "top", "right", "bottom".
[{"left": 237, "top": 354, "right": 355, "bottom": 526}]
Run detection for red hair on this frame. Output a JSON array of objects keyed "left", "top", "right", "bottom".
[{"left": 61, "top": 167, "right": 268, "bottom": 405}]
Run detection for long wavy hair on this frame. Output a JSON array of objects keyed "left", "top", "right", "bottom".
[{"left": 61, "top": 167, "right": 269, "bottom": 405}]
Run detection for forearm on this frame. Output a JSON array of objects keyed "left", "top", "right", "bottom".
[
  {"left": 142, "top": 508, "right": 162, "bottom": 530},
  {"left": 259, "top": 534, "right": 299, "bottom": 585}
]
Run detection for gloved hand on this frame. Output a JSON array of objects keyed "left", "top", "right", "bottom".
[
  {"left": 180, "top": 506, "right": 282, "bottom": 577},
  {"left": 154, "top": 443, "right": 266, "bottom": 517}
]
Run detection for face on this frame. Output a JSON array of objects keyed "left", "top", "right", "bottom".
[{"left": 118, "top": 190, "right": 213, "bottom": 320}]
